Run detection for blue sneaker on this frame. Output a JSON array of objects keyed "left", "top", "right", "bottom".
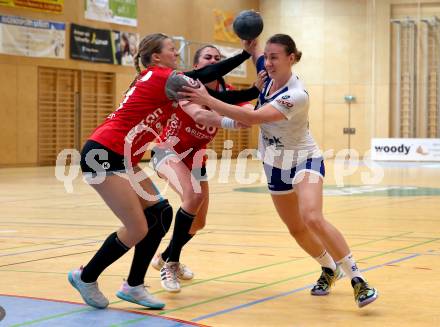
[
  {"left": 68, "top": 267, "right": 109, "bottom": 309},
  {"left": 116, "top": 281, "right": 165, "bottom": 309}
]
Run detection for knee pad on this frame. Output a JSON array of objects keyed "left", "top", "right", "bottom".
[{"left": 144, "top": 199, "right": 173, "bottom": 238}]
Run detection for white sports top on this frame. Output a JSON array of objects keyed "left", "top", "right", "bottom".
[{"left": 255, "top": 56, "right": 321, "bottom": 169}]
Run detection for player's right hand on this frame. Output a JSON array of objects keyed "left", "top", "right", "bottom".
[{"left": 255, "top": 70, "right": 268, "bottom": 90}]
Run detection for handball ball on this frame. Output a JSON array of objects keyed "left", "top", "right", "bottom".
[
  {"left": 233, "top": 10, "right": 264, "bottom": 40},
  {"left": 165, "top": 71, "right": 200, "bottom": 101}
]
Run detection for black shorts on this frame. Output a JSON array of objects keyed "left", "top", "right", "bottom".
[{"left": 80, "top": 140, "right": 127, "bottom": 176}]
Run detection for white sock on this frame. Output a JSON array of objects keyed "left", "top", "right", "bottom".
[
  {"left": 314, "top": 250, "right": 337, "bottom": 271},
  {"left": 337, "top": 252, "right": 363, "bottom": 280}
]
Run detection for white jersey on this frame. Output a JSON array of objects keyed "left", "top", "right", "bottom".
[{"left": 256, "top": 60, "right": 321, "bottom": 169}]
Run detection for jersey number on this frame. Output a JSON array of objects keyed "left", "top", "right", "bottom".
[
  {"left": 108, "top": 71, "right": 153, "bottom": 118},
  {"left": 195, "top": 123, "right": 217, "bottom": 135}
]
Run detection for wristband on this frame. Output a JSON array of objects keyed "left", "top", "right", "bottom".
[{"left": 221, "top": 117, "right": 237, "bottom": 129}]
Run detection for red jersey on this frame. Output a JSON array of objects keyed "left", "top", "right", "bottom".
[
  {"left": 89, "top": 66, "right": 176, "bottom": 165},
  {"left": 158, "top": 83, "right": 248, "bottom": 168}
]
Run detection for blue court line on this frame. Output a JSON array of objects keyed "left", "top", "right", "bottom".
[{"left": 191, "top": 253, "right": 420, "bottom": 322}]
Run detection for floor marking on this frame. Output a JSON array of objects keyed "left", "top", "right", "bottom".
[
  {"left": 0, "top": 241, "right": 100, "bottom": 257},
  {"left": 110, "top": 237, "right": 434, "bottom": 326},
  {"left": 0, "top": 250, "right": 97, "bottom": 268},
  {"left": 191, "top": 253, "right": 420, "bottom": 322},
  {"left": 5, "top": 234, "right": 432, "bottom": 326}
]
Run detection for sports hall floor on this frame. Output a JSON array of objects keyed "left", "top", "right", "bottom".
[{"left": 1, "top": 159, "right": 439, "bottom": 326}]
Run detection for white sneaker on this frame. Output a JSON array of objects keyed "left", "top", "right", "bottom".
[
  {"left": 160, "top": 262, "right": 181, "bottom": 293},
  {"left": 116, "top": 281, "right": 165, "bottom": 309},
  {"left": 177, "top": 263, "right": 194, "bottom": 280},
  {"left": 152, "top": 253, "right": 194, "bottom": 280},
  {"left": 68, "top": 267, "right": 109, "bottom": 309}
]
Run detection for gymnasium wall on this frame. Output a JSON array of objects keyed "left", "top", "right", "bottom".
[
  {"left": 260, "top": 0, "right": 439, "bottom": 157},
  {"left": 0, "top": 0, "right": 258, "bottom": 166},
  {"left": 3, "top": 0, "right": 438, "bottom": 166}
]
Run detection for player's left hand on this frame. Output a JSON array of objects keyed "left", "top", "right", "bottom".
[{"left": 179, "top": 81, "right": 210, "bottom": 106}]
